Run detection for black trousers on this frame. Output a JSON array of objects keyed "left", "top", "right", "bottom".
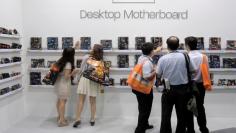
[
  {"left": 133, "top": 89, "right": 153, "bottom": 133},
  {"left": 160, "top": 84, "right": 188, "bottom": 133},
  {"left": 186, "top": 83, "right": 209, "bottom": 133}
]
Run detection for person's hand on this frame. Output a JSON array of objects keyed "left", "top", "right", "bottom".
[{"left": 153, "top": 46, "right": 162, "bottom": 53}]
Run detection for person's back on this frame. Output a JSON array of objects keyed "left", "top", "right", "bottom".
[
  {"left": 158, "top": 52, "right": 188, "bottom": 85},
  {"left": 188, "top": 51, "right": 203, "bottom": 82},
  {"left": 56, "top": 62, "right": 72, "bottom": 84},
  {"left": 137, "top": 54, "right": 154, "bottom": 79},
  {"left": 157, "top": 36, "right": 196, "bottom": 133},
  {"left": 132, "top": 42, "right": 156, "bottom": 133},
  {"left": 54, "top": 47, "right": 75, "bottom": 127},
  {"left": 185, "top": 36, "right": 210, "bottom": 133}
]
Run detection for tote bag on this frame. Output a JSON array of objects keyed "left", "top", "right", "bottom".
[
  {"left": 127, "top": 60, "right": 154, "bottom": 94},
  {"left": 201, "top": 54, "right": 212, "bottom": 91}
]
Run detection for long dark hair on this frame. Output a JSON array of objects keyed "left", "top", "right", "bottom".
[
  {"left": 90, "top": 44, "right": 103, "bottom": 61},
  {"left": 57, "top": 47, "right": 75, "bottom": 72}
]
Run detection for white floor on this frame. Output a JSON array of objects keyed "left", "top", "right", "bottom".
[{"left": 0, "top": 88, "right": 236, "bottom": 133}]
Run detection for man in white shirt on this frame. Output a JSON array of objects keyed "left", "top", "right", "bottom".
[
  {"left": 157, "top": 36, "right": 196, "bottom": 133},
  {"left": 185, "top": 36, "right": 209, "bottom": 133},
  {"left": 132, "top": 42, "right": 156, "bottom": 133}
]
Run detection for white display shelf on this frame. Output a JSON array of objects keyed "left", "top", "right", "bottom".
[
  {"left": 27, "top": 49, "right": 236, "bottom": 55},
  {"left": 112, "top": 68, "right": 236, "bottom": 72},
  {"left": 29, "top": 68, "right": 49, "bottom": 72},
  {"left": 28, "top": 49, "right": 141, "bottom": 54},
  {"left": 0, "top": 87, "right": 23, "bottom": 100},
  {"left": 28, "top": 67, "right": 236, "bottom": 72},
  {"left": 0, "top": 75, "right": 23, "bottom": 84},
  {"left": 28, "top": 84, "right": 236, "bottom": 91},
  {"left": 106, "top": 85, "right": 130, "bottom": 89},
  {"left": 105, "top": 49, "right": 236, "bottom": 54},
  {"left": 0, "top": 49, "right": 21, "bottom": 53},
  {"left": 75, "top": 50, "right": 90, "bottom": 53},
  {"left": 201, "top": 50, "right": 236, "bottom": 54},
  {"left": 28, "top": 49, "right": 90, "bottom": 53},
  {"left": 29, "top": 84, "right": 128, "bottom": 89},
  {"left": 29, "top": 85, "right": 54, "bottom": 88},
  {"left": 110, "top": 68, "right": 132, "bottom": 71},
  {"left": 106, "top": 85, "right": 236, "bottom": 90},
  {"left": 29, "top": 68, "right": 81, "bottom": 72},
  {"left": 29, "top": 68, "right": 236, "bottom": 72},
  {"left": 165, "top": 50, "right": 236, "bottom": 54},
  {"left": 29, "top": 67, "right": 132, "bottom": 72},
  {"left": 29, "top": 85, "right": 78, "bottom": 88},
  {"left": 104, "top": 49, "right": 142, "bottom": 54},
  {"left": 213, "top": 86, "right": 236, "bottom": 90},
  {"left": 105, "top": 85, "right": 164, "bottom": 93},
  {"left": 27, "top": 49, "right": 62, "bottom": 53},
  {"left": 0, "top": 34, "right": 21, "bottom": 39},
  {"left": 210, "top": 68, "right": 236, "bottom": 72},
  {"left": 0, "top": 62, "right": 21, "bottom": 68}
]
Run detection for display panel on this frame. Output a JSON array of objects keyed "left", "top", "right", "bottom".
[
  {"left": 135, "top": 37, "right": 146, "bottom": 50},
  {"left": 47, "top": 37, "right": 58, "bottom": 50},
  {"left": 118, "top": 37, "right": 129, "bottom": 50},
  {"left": 80, "top": 37, "right": 91, "bottom": 50},
  {"left": 209, "top": 37, "right": 221, "bottom": 50},
  {"left": 62, "top": 37, "right": 73, "bottom": 49},
  {"left": 101, "top": 40, "right": 112, "bottom": 50},
  {"left": 30, "top": 37, "right": 42, "bottom": 50}
]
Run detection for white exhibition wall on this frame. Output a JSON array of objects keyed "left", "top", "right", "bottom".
[
  {"left": 21, "top": 0, "right": 236, "bottom": 86},
  {"left": 0, "top": 0, "right": 23, "bottom": 32},
  {"left": 0, "top": 1, "right": 24, "bottom": 132},
  {"left": 22, "top": 0, "right": 236, "bottom": 49}
]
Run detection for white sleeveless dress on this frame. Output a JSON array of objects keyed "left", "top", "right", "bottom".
[{"left": 54, "top": 62, "right": 72, "bottom": 99}]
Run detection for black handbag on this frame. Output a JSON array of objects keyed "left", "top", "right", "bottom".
[
  {"left": 42, "top": 63, "right": 61, "bottom": 85},
  {"left": 83, "top": 58, "right": 111, "bottom": 86},
  {"left": 183, "top": 53, "right": 199, "bottom": 117}
]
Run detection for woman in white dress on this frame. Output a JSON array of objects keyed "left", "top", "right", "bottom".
[
  {"left": 73, "top": 44, "right": 103, "bottom": 127},
  {"left": 54, "top": 48, "right": 77, "bottom": 127}
]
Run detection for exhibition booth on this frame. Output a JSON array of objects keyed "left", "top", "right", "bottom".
[{"left": 0, "top": 0, "right": 236, "bottom": 132}]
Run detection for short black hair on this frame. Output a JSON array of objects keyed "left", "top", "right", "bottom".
[
  {"left": 185, "top": 36, "right": 198, "bottom": 50},
  {"left": 167, "top": 36, "right": 179, "bottom": 50},
  {"left": 141, "top": 42, "right": 154, "bottom": 55}
]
